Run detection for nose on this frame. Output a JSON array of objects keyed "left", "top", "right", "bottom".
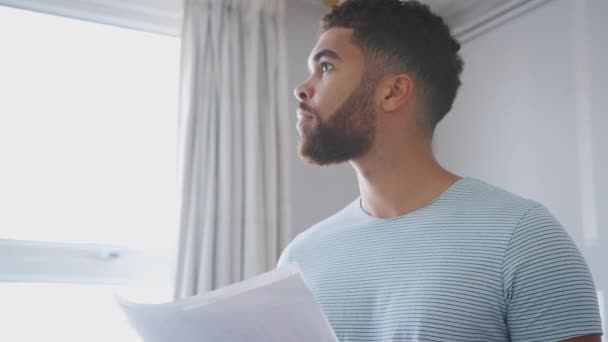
[{"left": 294, "top": 81, "right": 314, "bottom": 102}]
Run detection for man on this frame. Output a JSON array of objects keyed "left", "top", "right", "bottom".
[{"left": 278, "top": 0, "right": 603, "bottom": 341}]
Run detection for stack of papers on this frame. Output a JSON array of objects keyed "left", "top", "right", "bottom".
[{"left": 116, "top": 264, "right": 339, "bottom": 342}]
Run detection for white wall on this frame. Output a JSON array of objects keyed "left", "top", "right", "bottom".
[
  {"left": 435, "top": 0, "right": 606, "bottom": 333},
  {"left": 284, "top": 0, "right": 359, "bottom": 237}
]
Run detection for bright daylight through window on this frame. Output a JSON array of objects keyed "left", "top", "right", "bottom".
[{"left": 0, "top": 5, "right": 180, "bottom": 341}]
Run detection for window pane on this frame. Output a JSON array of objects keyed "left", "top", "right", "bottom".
[
  {"left": 0, "top": 6, "right": 180, "bottom": 249},
  {"left": 0, "top": 282, "right": 170, "bottom": 342}
]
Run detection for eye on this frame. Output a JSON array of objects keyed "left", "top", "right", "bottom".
[{"left": 320, "top": 62, "right": 334, "bottom": 73}]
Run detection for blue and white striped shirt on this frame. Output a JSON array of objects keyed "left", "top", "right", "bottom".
[{"left": 278, "top": 177, "right": 602, "bottom": 341}]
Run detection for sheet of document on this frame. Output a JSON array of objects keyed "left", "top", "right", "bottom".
[{"left": 116, "top": 264, "right": 339, "bottom": 342}]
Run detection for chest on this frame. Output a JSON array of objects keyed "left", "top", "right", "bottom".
[{"left": 298, "top": 229, "right": 509, "bottom": 341}]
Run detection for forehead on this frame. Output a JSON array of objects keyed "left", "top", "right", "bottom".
[{"left": 308, "top": 28, "right": 364, "bottom": 66}]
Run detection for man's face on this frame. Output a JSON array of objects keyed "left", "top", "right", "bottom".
[{"left": 294, "top": 28, "right": 377, "bottom": 165}]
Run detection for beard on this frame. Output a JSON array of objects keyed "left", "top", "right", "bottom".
[{"left": 298, "top": 75, "right": 377, "bottom": 166}]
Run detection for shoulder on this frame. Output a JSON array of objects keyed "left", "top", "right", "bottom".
[
  {"left": 452, "top": 177, "right": 538, "bottom": 210},
  {"left": 454, "top": 178, "right": 575, "bottom": 251},
  {"left": 503, "top": 203, "right": 585, "bottom": 274},
  {"left": 436, "top": 177, "right": 541, "bottom": 229},
  {"left": 501, "top": 205, "right": 601, "bottom": 340}
]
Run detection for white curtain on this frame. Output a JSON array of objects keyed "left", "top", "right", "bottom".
[{"left": 174, "top": 0, "right": 291, "bottom": 298}]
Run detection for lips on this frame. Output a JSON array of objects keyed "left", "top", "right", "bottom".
[
  {"left": 296, "top": 110, "right": 315, "bottom": 135},
  {"left": 297, "top": 110, "right": 314, "bottom": 120}
]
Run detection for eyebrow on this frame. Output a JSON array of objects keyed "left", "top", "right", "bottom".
[{"left": 312, "top": 49, "right": 342, "bottom": 63}]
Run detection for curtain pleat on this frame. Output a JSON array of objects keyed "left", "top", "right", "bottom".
[{"left": 174, "top": 0, "right": 290, "bottom": 298}]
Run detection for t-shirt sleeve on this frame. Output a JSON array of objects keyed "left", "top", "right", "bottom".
[
  {"left": 277, "top": 237, "right": 299, "bottom": 268},
  {"left": 502, "top": 204, "right": 603, "bottom": 341},
  {"left": 276, "top": 243, "right": 291, "bottom": 268}
]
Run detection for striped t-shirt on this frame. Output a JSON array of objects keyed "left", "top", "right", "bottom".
[{"left": 278, "top": 177, "right": 602, "bottom": 341}]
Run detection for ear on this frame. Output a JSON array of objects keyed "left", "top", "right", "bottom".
[{"left": 380, "top": 74, "right": 414, "bottom": 112}]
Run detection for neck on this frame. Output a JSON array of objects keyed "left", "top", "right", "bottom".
[{"left": 351, "top": 137, "right": 460, "bottom": 219}]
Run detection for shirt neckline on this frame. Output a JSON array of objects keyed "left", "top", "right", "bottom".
[{"left": 354, "top": 176, "right": 474, "bottom": 222}]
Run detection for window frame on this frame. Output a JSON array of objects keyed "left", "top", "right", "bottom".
[
  {"left": 0, "top": 0, "right": 182, "bottom": 36},
  {"left": 0, "top": 3, "right": 181, "bottom": 293},
  {"left": 0, "top": 239, "right": 176, "bottom": 285}
]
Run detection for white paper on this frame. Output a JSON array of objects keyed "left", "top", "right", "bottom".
[{"left": 115, "top": 264, "right": 338, "bottom": 342}]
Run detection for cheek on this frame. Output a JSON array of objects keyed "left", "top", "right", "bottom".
[{"left": 313, "top": 81, "right": 353, "bottom": 117}]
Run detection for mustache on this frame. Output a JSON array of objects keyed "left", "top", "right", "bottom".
[{"left": 298, "top": 102, "right": 317, "bottom": 117}]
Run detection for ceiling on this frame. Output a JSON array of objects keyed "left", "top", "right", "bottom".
[
  {"left": 0, "top": 0, "right": 509, "bottom": 36},
  {"left": 293, "top": 0, "right": 507, "bottom": 30}
]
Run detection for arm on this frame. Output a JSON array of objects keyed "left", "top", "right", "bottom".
[
  {"left": 561, "top": 335, "right": 602, "bottom": 342},
  {"left": 503, "top": 205, "right": 603, "bottom": 342}
]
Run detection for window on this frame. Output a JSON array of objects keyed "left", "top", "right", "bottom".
[{"left": 0, "top": 5, "right": 181, "bottom": 341}]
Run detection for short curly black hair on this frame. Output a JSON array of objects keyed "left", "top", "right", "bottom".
[{"left": 321, "top": 0, "right": 463, "bottom": 130}]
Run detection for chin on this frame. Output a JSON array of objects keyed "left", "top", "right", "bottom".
[{"left": 298, "top": 144, "right": 347, "bottom": 166}]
